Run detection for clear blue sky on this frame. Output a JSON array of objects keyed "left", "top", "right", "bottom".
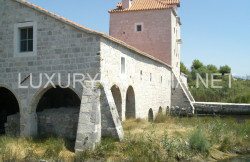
[{"left": 28, "top": 0, "right": 250, "bottom": 76}]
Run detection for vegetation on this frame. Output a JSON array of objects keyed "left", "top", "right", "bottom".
[
  {"left": 180, "top": 60, "right": 250, "bottom": 103},
  {"left": 1, "top": 115, "right": 249, "bottom": 161}
]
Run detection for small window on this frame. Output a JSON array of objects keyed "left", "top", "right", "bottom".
[
  {"left": 14, "top": 22, "right": 37, "bottom": 57},
  {"left": 161, "top": 76, "right": 163, "bottom": 83},
  {"left": 150, "top": 73, "right": 152, "bottom": 82},
  {"left": 20, "top": 27, "right": 33, "bottom": 52},
  {"left": 137, "top": 25, "right": 142, "bottom": 32},
  {"left": 140, "top": 70, "right": 143, "bottom": 80},
  {"left": 121, "top": 57, "right": 125, "bottom": 74}
]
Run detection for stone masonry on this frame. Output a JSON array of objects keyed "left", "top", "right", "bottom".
[{"left": 0, "top": 0, "right": 193, "bottom": 152}]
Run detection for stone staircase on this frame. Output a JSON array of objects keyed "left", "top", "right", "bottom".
[{"left": 171, "top": 72, "right": 194, "bottom": 116}]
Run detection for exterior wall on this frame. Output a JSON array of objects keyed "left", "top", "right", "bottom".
[
  {"left": 5, "top": 113, "right": 20, "bottom": 136},
  {"left": 180, "top": 73, "right": 188, "bottom": 87},
  {"left": 171, "top": 7, "right": 181, "bottom": 76},
  {"left": 0, "top": 0, "right": 101, "bottom": 136},
  {"left": 100, "top": 38, "right": 172, "bottom": 121},
  {"left": 37, "top": 108, "right": 79, "bottom": 140},
  {"left": 110, "top": 9, "right": 172, "bottom": 65}
]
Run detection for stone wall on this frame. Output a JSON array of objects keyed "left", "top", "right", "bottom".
[
  {"left": 37, "top": 108, "right": 79, "bottom": 140},
  {"left": 194, "top": 102, "right": 250, "bottom": 115},
  {"left": 171, "top": 73, "right": 194, "bottom": 116},
  {"left": 100, "top": 37, "right": 172, "bottom": 120},
  {"left": 0, "top": 0, "right": 100, "bottom": 136},
  {"left": 5, "top": 113, "right": 20, "bottom": 136},
  {"left": 171, "top": 8, "right": 181, "bottom": 76}
]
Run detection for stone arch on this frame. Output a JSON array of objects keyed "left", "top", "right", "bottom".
[
  {"left": 148, "top": 108, "right": 154, "bottom": 122},
  {"left": 30, "top": 85, "right": 81, "bottom": 113},
  {"left": 0, "top": 86, "right": 20, "bottom": 135},
  {"left": 33, "top": 86, "right": 81, "bottom": 141},
  {"left": 158, "top": 106, "right": 163, "bottom": 114},
  {"left": 125, "top": 86, "right": 135, "bottom": 119},
  {"left": 111, "top": 85, "right": 122, "bottom": 119},
  {"left": 36, "top": 86, "right": 81, "bottom": 112}
]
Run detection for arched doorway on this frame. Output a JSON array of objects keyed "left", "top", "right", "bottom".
[
  {"left": 148, "top": 109, "right": 154, "bottom": 122},
  {"left": 36, "top": 86, "right": 81, "bottom": 141},
  {"left": 111, "top": 85, "right": 122, "bottom": 119},
  {"left": 0, "top": 87, "right": 20, "bottom": 135},
  {"left": 158, "top": 107, "right": 163, "bottom": 114},
  {"left": 125, "top": 86, "right": 135, "bottom": 119}
]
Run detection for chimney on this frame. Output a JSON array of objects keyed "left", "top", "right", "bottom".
[{"left": 122, "top": 0, "right": 132, "bottom": 9}]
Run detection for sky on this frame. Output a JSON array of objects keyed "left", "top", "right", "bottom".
[{"left": 27, "top": 0, "right": 250, "bottom": 76}]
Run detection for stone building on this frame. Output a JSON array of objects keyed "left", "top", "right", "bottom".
[{"left": 0, "top": 0, "right": 193, "bottom": 152}]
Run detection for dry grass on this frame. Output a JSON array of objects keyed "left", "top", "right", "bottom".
[{"left": 0, "top": 115, "right": 249, "bottom": 161}]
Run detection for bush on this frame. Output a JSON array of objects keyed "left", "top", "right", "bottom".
[{"left": 189, "top": 128, "right": 209, "bottom": 154}]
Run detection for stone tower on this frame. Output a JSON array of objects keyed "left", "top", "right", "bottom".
[{"left": 109, "top": 0, "right": 182, "bottom": 76}]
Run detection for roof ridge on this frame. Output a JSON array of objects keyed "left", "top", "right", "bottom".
[{"left": 13, "top": 0, "right": 172, "bottom": 69}]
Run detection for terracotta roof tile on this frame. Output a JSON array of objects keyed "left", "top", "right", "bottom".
[
  {"left": 110, "top": 0, "right": 180, "bottom": 13},
  {"left": 14, "top": 0, "right": 172, "bottom": 69}
]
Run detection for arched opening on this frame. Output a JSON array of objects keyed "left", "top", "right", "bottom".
[
  {"left": 158, "top": 107, "right": 163, "bottom": 114},
  {"left": 166, "top": 106, "right": 170, "bottom": 115},
  {"left": 36, "top": 86, "right": 81, "bottom": 142},
  {"left": 148, "top": 109, "right": 154, "bottom": 122},
  {"left": 0, "top": 87, "right": 20, "bottom": 135},
  {"left": 111, "top": 85, "right": 122, "bottom": 119},
  {"left": 125, "top": 86, "right": 135, "bottom": 119}
]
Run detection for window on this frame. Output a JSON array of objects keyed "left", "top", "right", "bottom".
[
  {"left": 135, "top": 23, "right": 143, "bottom": 32},
  {"left": 137, "top": 25, "right": 142, "bottom": 32},
  {"left": 14, "top": 22, "right": 37, "bottom": 57},
  {"left": 140, "top": 70, "right": 143, "bottom": 80},
  {"left": 20, "top": 27, "right": 33, "bottom": 52},
  {"left": 121, "top": 57, "right": 125, "bottom": 74},
  {"left": 150, "top": 73, "right": 152, "bottom": 82},
  {"left": 161, "top": 76, "right": 163, "bottom": 83}
]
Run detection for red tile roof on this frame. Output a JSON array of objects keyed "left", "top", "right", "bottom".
[
  {"left": 110, "top": 0, "right": 180, "bottom": 13},
  {"left": 14, "top": 0, "right": 172, "bottom": 69}
]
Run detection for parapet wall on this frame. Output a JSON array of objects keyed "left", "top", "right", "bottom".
[{"left": 194, "top": 102, "right": 250, "bottom": 115}]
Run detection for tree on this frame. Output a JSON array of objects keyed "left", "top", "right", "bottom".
[
  {"left": 180, "top": 62, "right": 189, "bottom": 75},
  {"left": 219, "top": 65, "right": 231, "bottom": 75},
  {"left": 191, "top": 60, "right": 204, "bottom": 70},
  {"left": 206, "top": 64, "right": 218, "bottom": 73}
]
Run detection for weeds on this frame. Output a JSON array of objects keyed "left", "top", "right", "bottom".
[
  {"left": 154, "top": 113, "right": 168, "bottom": 123},
  {"left": 189, "top": 127, "right": 209, "bottom": 154},
  {"left": 0, "top": 116, "right": 249, "bottom": 161}
]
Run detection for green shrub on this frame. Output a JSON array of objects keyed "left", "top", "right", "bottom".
[
  {"left": 219, "top": 137, "right": 232, "bottom": 152},
  {"left": 189, "top": 128, "right": 209, "bottom": 154}
]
